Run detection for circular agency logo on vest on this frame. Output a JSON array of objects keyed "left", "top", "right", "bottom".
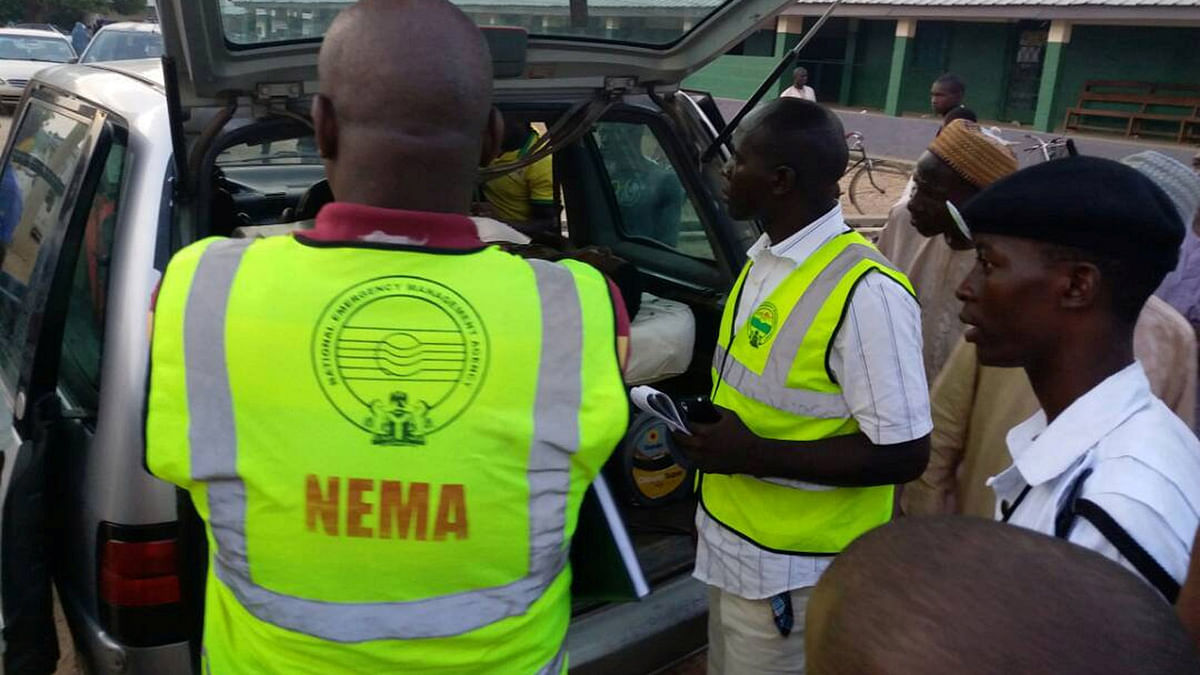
[
  {"left": 747, "top": 301, "right": 778, "bottom": 348},
  {"left": 312, "top": 276, "right": 489, "bottom": 446}
]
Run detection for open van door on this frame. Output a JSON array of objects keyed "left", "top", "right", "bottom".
[
  {"left": 0, "top": 94, "right": 110, "bottom": 674},
  {"left": 158, "top": 0, "right": 801, "bottom": 106}
]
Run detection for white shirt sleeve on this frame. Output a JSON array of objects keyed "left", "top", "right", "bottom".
[
  {"left": 1065, "top": 492, "right": 1192, "bottom": 587},
  {"left": 828, "top": 271, "right": 933, "bottom": 445}
]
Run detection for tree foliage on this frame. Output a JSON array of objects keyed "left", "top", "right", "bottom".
[{"left": 0, "top": 0, "right": 147, "bottom": 27}]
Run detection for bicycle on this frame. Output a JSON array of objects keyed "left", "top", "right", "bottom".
[
  {"left": 844, "top": 132, "right": 912, "bottom": 215},
  {"left": 1023, "top": 133, "right": 1078, "bottom": 162}
]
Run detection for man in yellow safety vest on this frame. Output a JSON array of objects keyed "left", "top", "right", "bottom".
[
  {"left": 676, "top": 99, "right": 931, "bottom": 674},
  {"left": 145, "top": 1, "right": 629, "bottom": 672}
]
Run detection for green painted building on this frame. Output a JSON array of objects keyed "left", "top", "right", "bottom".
[{"left": 685, "top": 0, "right": 1200, "bottom": 133}]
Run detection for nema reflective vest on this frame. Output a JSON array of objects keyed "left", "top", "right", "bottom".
[
  {"left": 701, "top": 230, "right": 916, "bottom": 555},
  {"left": 146, "top": 235, "right": 628, "bottom": 674}
]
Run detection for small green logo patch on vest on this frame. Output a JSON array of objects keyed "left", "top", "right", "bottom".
[
  {"left": 312, "top": 276, "right": 489, "bottom": 444},
  {"left": 747, "top": 302, "right": 778, "bottom": 348}
]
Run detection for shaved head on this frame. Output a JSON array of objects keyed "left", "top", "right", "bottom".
[
  {"left": 807, "top": 517, "right": 1200, "bottom": 675},
  {"left": 314, "top": 0, "right": 500, "bottom": 212},
  {"left": 743, "top": 99, "right": 848, "bottom": 196}
]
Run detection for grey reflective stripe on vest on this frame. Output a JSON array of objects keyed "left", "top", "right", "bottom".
[
  {"left": 183, "top": 240, "right": 582, "bottom": 643},
  {"left": 714, "top": 243, "right": 895, "bottom": 419}
]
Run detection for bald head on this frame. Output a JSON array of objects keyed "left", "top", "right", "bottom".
[
  {"left": 807, "top": 517, "right": 1200, "bottom": 675},
  {"left": 314, "top": 0, "right": 499, "bottom": 211}
]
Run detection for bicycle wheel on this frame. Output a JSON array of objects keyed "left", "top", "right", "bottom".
[{"left": 846, "top": 160, "right": 912, "bottom": 216}]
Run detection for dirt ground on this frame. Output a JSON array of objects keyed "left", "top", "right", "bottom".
[
  {"left": 838, "top": 162, "right": 913, "bottom": 218},
  {"left": 53, "top": 592, "right": 79, "bottom": 674}
]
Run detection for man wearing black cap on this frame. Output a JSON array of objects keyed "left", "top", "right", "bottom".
[{"left": 955, "top": 156, "right": 1200, "bottom": 601}]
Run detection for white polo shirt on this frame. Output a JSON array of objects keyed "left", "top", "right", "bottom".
[
  {"left": 694, "top": 204, "right": 932, "bottom": 599},
  {"left": 990, "top": 362, "right": 1200, "bottom": 588}
]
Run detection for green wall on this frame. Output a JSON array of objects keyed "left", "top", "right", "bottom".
[
  {"left": 684, "top": 55, "right": 783, "bottom": 100},
  {"left": 683, "top": 19, "right": 1200, "bottom": 134},
  {"left": 896, "top": 21, "right": 1013, "bottom": 121},
  {"left": 1049, "top": 25, "right": 1200, "bottom": 132},
  {"left": 847, "top": 20, "right": 895, "bottom": 110},
  {"left": 944, "top": 22, "right": 1013, "bottom": 121}
]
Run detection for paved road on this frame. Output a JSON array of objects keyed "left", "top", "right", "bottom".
[{"left": 715, "top": 99, "right": 1199, "bottom": 167}]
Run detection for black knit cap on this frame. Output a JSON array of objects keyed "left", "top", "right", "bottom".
[{"left": 960, "top": 156, "right": 1185, "bottom": 276}]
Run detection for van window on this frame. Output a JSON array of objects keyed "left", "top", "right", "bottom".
[
  {"left": 0, "top": 101, "right": 94, "bottom": 393},
  {"left": 58, "top": 134, "right": 126, "bottom": 413},
  {"left": 593, "top": 121, "right": 714, "bottom": 262}
]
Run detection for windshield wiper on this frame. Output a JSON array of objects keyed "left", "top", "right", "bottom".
[{"left": 700, "top": 0, "right": 844, "bottom": 163}]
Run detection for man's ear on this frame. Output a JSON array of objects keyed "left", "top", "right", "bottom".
[
  {"left": 312, "top": 94, "right": 337, "bottom": 161},
  {"left": 481, "top": 107, "right": 504, "bottom": 167},
  {"left": 1061, "top": 261, "right": 1102, "bottom": 310},
  {"left": 770, "top": 165, "right": 797, "bottom": 197}
]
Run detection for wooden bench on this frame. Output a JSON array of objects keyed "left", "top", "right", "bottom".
[{"left": 1064, "top": 80, "right": 1200, "bottom": 143}]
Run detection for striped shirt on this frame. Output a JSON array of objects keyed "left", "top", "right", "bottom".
[{"left": 695, "top": 205, "right": 932, "bottom": 599}]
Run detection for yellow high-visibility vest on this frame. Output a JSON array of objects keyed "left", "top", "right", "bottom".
[
  {"left": 147, "top": 235, "right": 628, "bottom": 674},
  {"left": 701, "top": 230, "right": 915, "bottom": 555}
]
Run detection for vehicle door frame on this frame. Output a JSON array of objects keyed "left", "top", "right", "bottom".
[
  {"left": 560, "top": 95, "right": 752, "bottom": 393},
  {"left": 0, "top": 86, "right": 114, "bottom": 674}
]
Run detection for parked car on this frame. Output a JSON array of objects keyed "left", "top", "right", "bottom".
[
  {"left": 0, "top": 28, "right": 75, "bottom": 110},
  {"left": 78, "top": 22, "right": 162, "bottom": 64},
  {"left": 11, "top": 24, "right": 63, "bottom": 35},
  {"left": 0, "top": 0, "right": 795, "bottom": 672}
]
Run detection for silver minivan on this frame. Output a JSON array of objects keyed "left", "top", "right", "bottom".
[{"left": 0, "top": 0, "right": 794, "bottom": 671}]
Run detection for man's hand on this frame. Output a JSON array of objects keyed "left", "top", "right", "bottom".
[
  {"left": 675, "top": 404, "right": 930, "bottom": 486},
  {"left": 673, "top": 407, "right": 758, "bottom": 475}
]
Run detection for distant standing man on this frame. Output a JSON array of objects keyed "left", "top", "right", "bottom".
[
  {"left": 70, "top": 22, "right": 90, "bottom": 56},
  {"left": 676, "top": 99, "right": 931, "bottom": 674},
  {"left": 956, "top": 157, "right": 1200, "bottom": 600},
  {"left": 145, "top": 1, "right": 629, "bottom": 672},
  {"left": 930, "top": 74, "right": 970, "bottom": 127},
  {"left": 781, "top": 66, "right": 816, "bottom": 102}
]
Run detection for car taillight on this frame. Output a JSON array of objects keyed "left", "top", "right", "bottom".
[
  {"left": 97, "top": 522, "right": 190, "bottom": 647},
  {"left": 100, "top": 539, "right": 181, "bottom": 606}
]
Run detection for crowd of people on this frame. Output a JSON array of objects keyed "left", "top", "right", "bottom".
[{"left": 142, "top": 0, "right": 1200, "bottom": 672}]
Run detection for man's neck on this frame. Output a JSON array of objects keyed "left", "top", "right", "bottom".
[
  {"left": 763, "top": 199, "right": 835, "bottom": 245},
  {"left": 1025, "top": 329, "right": 1135, "bottom": 423},
  {"left": 333, "top": 167, "right": 474, "bottom": 215}
]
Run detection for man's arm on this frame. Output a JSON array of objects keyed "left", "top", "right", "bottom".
[
  {"left": 677, "top": 413, "right": 928, "bottom": 486},
  {"left": 900, "top": 337, "right": 979, "bottom": 515},
  {"left": 513, "top": 155, "right": 558, "bottom": 236}
]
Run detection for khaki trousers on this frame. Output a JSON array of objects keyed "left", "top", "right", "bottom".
[{"left": 707, "top": 586, "right": 812, "bottom": 675}]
